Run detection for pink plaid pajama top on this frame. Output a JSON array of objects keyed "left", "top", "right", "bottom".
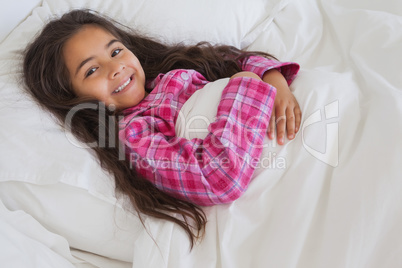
[{"left": 119, "top": 56, "right": 299, "bottom": 206}]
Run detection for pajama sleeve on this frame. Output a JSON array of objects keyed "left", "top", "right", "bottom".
[
  {"left": 240, "top": 55, "right": 300, "bottom": 85},
  {"left": 120, "top": 72, "right": 276, "bottom": 206}
]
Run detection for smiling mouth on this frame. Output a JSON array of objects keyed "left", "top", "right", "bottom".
[{"left": 113, "top": 77, "right": 132, "bottom": 94}]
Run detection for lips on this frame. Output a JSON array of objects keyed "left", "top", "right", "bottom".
[{"left": 113, "top": 76, "right": 133, "bottom": 94}]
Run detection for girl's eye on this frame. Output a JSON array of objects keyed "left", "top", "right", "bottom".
[
  {"left": 86, "top": 67, "right": 97, "bottom": 77},
  {"left": 111, "top": 48, "right": 123, "bottom": 57}
]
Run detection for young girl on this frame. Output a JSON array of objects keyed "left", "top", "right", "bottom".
[{"left": 23, "top": 9, "right": 300, "bottom": 247}]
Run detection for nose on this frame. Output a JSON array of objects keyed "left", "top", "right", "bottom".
[{"left": 109, "top": 61, "right": 125, "bottom": 79}]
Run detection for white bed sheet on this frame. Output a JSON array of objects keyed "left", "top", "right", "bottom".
[{"left": 1, "top": 0, "right": 402, "bottom": 267}]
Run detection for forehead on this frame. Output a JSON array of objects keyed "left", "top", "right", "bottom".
[
  {"left": 65, "top": 24, "right": 116, "bottom": 50},
  {"left": 63, "top": 24, "right": 118, "bottom": 72}
]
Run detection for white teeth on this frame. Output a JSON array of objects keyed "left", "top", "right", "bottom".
[{"left": 114, "top": 78, "right": 131, "bottom": 93}]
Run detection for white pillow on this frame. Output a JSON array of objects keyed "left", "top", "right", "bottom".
[
  {"left": 41, "top": 0, "right": 282, "bottom": 47},
  {"left": 175, "top": 78, "right": 230, "bottom": 140},
  {"left": 0, "top": 0, "right": 287, "bottom": 263}
]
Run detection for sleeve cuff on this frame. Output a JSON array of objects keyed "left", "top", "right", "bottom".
[{"left": 241, "top": 55, "right": 300, "bottom": 86}]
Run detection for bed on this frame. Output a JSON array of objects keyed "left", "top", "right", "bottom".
[{"left": 1, "top": 0, "right": 401, "bottom": 267}]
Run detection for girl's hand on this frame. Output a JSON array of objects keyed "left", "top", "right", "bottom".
[{"left": 262, "top": 69, "right": 301, "bottom": 145}]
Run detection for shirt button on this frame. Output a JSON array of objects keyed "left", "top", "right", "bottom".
[{"left": 181, "top": 72, "right": 189, "bottom": 80}]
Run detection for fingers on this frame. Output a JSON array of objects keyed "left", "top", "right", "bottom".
[
  {"left": 275, "top": 108, "right": 287, "bottom": 145},
  {"left": 269, "top": 104, "right": 286, "bottom": 145},
  {"left": 286, "top": 110, "right": 296, "bottom": 140},
  {"left": 268, "top": 108, "right": 276, "bottom": 140},
  {"left": 268, "top": 104, "right": 302, "bottom": 145},
  {"left": 294, "top": 106, "right": 302, "bottom": 133}
]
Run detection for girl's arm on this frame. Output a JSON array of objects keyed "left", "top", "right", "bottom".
[
  {"left": 120, "top": 72, "right": 275, "bottom": 206},
  {"left": 239, "top": 56, "right": 301, "bottom": 145},
  {"left": 230, "top": 71, "right": 261, "bottom": 80},
  {"left": 262, "top": 69, "right": 302, "bottom": 145}
]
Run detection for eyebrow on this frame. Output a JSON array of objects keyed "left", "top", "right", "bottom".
[{"left": 75, "top": 39, "right": 121, "bottom": 76}]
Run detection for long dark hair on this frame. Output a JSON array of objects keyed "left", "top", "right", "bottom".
[{"left": 22, "top": 9, "right": 275, "bottom": 248}]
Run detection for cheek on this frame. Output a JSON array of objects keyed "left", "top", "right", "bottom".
[
  {"left": 71, "top": 79, "right": 103, "bottom": 100},
  {"left": 70, "top": 80, "right": 83, "bottom": 97},
  {"left": 127, "top": 53, "right": 142, "bottom": 70}
]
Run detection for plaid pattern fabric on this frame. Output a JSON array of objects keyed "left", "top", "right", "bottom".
[{"left": 119, "top": 56, "right": 299, "bottom": 206}]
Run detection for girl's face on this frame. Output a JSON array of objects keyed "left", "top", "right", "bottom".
[{"left": 63, "top": 24, "right": 147, "bottom": 110}]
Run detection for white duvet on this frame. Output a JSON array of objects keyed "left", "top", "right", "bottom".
[{"left": 1, "top": 0, "right": 402, "bottom": 267}]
